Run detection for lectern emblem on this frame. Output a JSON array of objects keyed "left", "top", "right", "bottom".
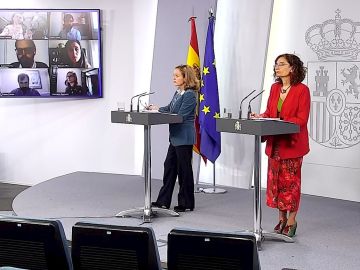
[
  {"left": 126, "top": 114, "right": 132, "bottom": 123},
  {"left": 234, "top": 121, "right": 241, "bottom": 131}
]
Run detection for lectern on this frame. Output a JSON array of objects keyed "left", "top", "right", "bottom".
[
  {"left": 216, "top": 118, "right": 299, "bottom": 247},
  {"left": 111, "top": 111, "right": 183, "bottom": 222}
]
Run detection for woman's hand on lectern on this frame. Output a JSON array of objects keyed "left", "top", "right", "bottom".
[
  {"left": 250, "top": 112, "right": 261, "bottom": 118},
  {"left": 146, "top": 104, "right": 159, "bottom": 110}
]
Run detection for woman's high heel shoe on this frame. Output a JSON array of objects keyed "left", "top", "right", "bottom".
[
  {"left": 274, "top": 219, "right": 287, "bottom": 234},
  {"left": 282, "top": 222, "right": 297, "bottom": 237}
]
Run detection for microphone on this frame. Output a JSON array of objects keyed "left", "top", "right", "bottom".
[
  {"left": 130, "top": 91, "right": 147, "bottom": 112},
  {"left": 239, "top": 89, "right": 256, "bottom": 119},
  {"left": 137, "top": 91, "right": 155, "bottom": 112},
  {"left": 247, "top": 90, "right": 265, "bottom": 119}
]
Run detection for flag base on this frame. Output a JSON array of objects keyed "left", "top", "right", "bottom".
[
  {"left": 202, "top": 187, "right": 227, "bottom": 194},
  {"left": 194, "top": 187, "right": 204, "bottom": 193}
]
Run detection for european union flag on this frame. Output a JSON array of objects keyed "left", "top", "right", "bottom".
[{"left": 199, "top": 15, "right": 221, "bottom": 163}]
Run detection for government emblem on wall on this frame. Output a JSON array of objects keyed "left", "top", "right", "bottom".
[{"left": 305, "top": 9, "right": 360, "bottom": 148}]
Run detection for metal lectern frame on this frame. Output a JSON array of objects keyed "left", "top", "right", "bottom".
[
  {"left": 111, "top": 111, "right": 183, "bottom": 222},
  {"left": 216, "top": 118, "right": 300, "bottom": 247}
]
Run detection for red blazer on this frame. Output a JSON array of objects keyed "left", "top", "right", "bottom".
[{"left": 261, "top": 82, "right": 310, "bottom": 159}]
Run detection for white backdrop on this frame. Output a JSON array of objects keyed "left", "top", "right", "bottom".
[
  {"left": 261, "top": 0, "right": 360, "bottom": 201},
  {"left": 198, "top": 0, "right": 274, "bottom": 188},
  {"left": 149, "top": 0, "right": 217, "bottom": 181}
]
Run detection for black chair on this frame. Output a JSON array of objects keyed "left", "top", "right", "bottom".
[
  {"left": 167, "top": 228, "right": 260, "bottom": 270},
  {"left": 72, "top": 222, "right": 162, "bottom": 270},
  {"left": 0, "top": 217, "right": 72, "bottom": 270}
]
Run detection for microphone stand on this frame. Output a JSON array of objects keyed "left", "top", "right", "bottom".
[
  {"left": 130, "top": 92, "right": 147, "bottom": 112},
  {"left": 239, "top": 90, "right": 256, "bottom": 119},
  {"left": 137, "top": 92, "right": 155, "bottom": 112},
  {"left": 247, "top": 90, "right": 265, "bottom": 119}
]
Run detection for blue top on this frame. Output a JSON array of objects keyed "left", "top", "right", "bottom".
[
  {"left": 10, "top": 87, "right": 41, "bottom": 96},
  {"left": 59, "top": 27, "right": 81, "bottom": 41},
  {"left": 159, "top": 89, "right": 196, "bottom": 146}
]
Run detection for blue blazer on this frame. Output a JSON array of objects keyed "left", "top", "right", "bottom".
[{"left": 159, "top": 90, "right": 196, "bottom": 146}]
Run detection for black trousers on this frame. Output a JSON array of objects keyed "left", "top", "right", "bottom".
[{"left": 156, "top": 144, "right": 194, "bottom": 209}]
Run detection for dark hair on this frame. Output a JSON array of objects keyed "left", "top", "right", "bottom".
[
  {"left": 64, "top": 14, "right": 74, "bottom": 22},
  {"left": 64, "top": 40, "right": 87, "bottom": 68},
  {"left": 64, "top": 71, "right": 86, "bottom": 96},
  {"left": 18, "top": 73, "right": 29, "bottom": 82},
  {"left": 273, "top": 54, "right": 307, "bottom": 85},
  {"left": 15, "top": 39, "right": 35, "bottom": 49},
  {"left": 65, "top": 39, "right": 81, "bottom": 51},
  {"left": 65, "top": 71, "right": 78, "bottom": 86},
  {"left": 175, "top": 64, "right": 200, "bottom": 91}
]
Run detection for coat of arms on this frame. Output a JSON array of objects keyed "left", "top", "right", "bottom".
[{"left": 305, "top": 9, "right": 360, "bottom": 148}]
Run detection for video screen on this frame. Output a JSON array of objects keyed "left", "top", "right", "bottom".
[{"left": 0, "top": 9, "right": 102, "bottom": 98}]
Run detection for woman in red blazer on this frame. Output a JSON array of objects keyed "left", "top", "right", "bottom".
[{"left": 251, "top": 54, "right": 310, "bottom": 237}]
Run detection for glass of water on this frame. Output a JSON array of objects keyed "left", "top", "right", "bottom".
[
  {"left": 223, "top": 108, "right": 232, "bottom": 118},
  {"left": 117, "top": 102, "right": 125, "bottom": 111}
]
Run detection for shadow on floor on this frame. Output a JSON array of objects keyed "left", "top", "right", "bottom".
[{"left": 0, "top": 183, "right": 29, "bottom": 211}]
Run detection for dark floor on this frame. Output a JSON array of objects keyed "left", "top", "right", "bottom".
[{"left": 0, "top": 182, "right": 29, "bottom": 211}]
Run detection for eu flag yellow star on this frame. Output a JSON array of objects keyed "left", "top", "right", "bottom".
[
  {"left": 203, "top": 66, "right": 210, "bottom": 75},
  {"left": 199, "top": 93, "right": 204, "bottom": 102},
  {"left": 214, "top": 112, "right": 220, "bottom": 118},
  {"left": 202, "top": 105, "right": 210, "bottom": 115}
]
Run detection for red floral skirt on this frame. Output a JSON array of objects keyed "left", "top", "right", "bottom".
[{"left": 266, "top": 145, "right": 303, "bottom": 212}]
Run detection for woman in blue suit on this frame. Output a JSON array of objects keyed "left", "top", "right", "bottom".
[{"left": 148, "top": 65, "right": 199, "bottom": 212}]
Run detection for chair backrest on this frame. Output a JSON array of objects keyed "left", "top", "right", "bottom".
[
  {"left": 0, "top": 217, "right": 72, "bottom": 270},
  {"left": 72, "top": 222, "right": 161, "bottom": 270},
  {"left": 167, "top": 228, "right": 260, "bottom": 270}
]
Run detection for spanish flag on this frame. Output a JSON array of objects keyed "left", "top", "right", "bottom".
[{"left": 186, "top": 17, "right": 206, "bottom": 162}]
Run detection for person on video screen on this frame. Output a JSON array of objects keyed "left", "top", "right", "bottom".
[
  {"left": 10, "top": 40, "right": 48, "bottom": 68},
  {"left": 10, "top": 73, "right": 41, "bottom": 96},
  {"left": 64, "top": 40, "right": 91, "bottom": 68},
  {"left": 64, "top": 71, "right": 87, "bottom": 96},
  {"left": 0, "top": 13, "right": 32, "bottom": 39},
  {"left": 59, "top": 14, "right": 81, "bottom": 41},
  {"left": 30, "top": 15, "right": 48, "bottom": 39}
]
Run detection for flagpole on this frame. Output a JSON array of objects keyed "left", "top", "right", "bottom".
[
  {"left": 199, "top": 9, "right": 224, "bottom": 194},
  {"left": 186, "top": 16, "right": 205, "bottom": 193},
  {"left": 202, "top": 162, "right": 227, "bottom": 194},
  {"left": 194, "top": 153, "right": 204, "bottom": 193}
]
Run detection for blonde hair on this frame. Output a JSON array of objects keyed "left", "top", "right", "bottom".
[{"left": 175, "top": 64, "right": 200, "bottom": 91}]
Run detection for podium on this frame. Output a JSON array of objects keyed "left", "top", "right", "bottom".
[
  {"left": 216, "top": 118, "right": 299, "bottom": 247},
  {"left": 111, "top": 111, "right": 183, "bottom": 222}
]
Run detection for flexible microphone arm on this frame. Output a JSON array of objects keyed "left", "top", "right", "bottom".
[
  {"left": 130, "top": 91, "right": 147, "bottom": 112},
  {"left": 137, "top": 91, "right": 155, "bottom": 112},
  {"left": 247, "top": 90, "right": 265, "bottom": 119},
  {"left": 239, "top": 89, "right": 256, "bottom": 119}
]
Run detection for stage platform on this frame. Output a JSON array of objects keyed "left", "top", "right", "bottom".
[{"left": 10, "top": 171, "right": 360, "bottom": 270}]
